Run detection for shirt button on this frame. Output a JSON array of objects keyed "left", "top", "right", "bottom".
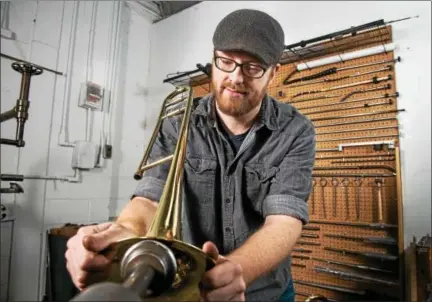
[
  {"left": 225, "top": 227, "right": 231, "bottom": 232},
  {"left": 225, "top": 198, "right": 231, "bottom": 204}
]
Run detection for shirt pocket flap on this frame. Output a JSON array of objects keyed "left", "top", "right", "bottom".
[
  {"left": 245, "top": 165, "right": 278, "bottom": 182},
  {"left": 185, "top": 158, "right": 217, "bottom": 174}
]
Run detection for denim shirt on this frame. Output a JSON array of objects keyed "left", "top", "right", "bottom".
[{"left": 133, "top": 93, "right": 316, "bottom": 301}]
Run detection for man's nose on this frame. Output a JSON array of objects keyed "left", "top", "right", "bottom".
[{"left": 229, "top": 66, "right": 244, "bottom": 84}]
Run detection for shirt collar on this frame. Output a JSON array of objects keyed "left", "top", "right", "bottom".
[{"left": 193, "top": 93, "right": 282, "bottom": 131}]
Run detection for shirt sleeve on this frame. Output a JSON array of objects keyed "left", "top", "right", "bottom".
[
  {"left": 132, "top": 118, "right": 178, "bottom": 202},
  {"left": 263, "top": 120, "right": 316, "bottom": 224}
]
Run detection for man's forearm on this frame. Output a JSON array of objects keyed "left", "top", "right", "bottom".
[
  {"left": 115, "top": 197, "right": 158, "bottom": 236},
  {"left": 225, "top": 215, "right": 302, "bottom": 286}
]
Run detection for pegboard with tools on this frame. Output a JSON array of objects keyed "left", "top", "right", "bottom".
[
  {"left": 271, "top": 25, "right": 405, "bottom": 302},
  {"left": 185, "top": 22, "right": 406, "bottom": 302}
]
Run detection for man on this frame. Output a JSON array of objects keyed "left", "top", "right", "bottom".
[{"left": 65, "top": 9, "right": 315, "bottom": 302}]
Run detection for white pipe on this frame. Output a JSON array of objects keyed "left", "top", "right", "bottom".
[
  {"left": 58, "top": 1, "right": 80, "bottom": 147},
  {"left": 84, "top": 1, "right": 97, "bottom": 142},
  {"left": 107, "top": 1, "right": 124, "bottom": 145},
  {"left": 296, "top": 43, "right": 396, "bottom": 71},
  {"left": 27, "top": 1, "right": 39, "bottom": 61}
]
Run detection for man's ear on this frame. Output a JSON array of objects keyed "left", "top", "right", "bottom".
[{"left": 268, "top": 63, "right": 281, "bottom": 86}]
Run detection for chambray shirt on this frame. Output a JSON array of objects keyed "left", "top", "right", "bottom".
[{"left": 133, "top": 93, "right": 316, "bottom": 301}]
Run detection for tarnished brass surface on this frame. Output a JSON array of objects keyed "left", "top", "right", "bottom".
[{"left": 107, "top": 237, "right": 214, "bottom": 301}]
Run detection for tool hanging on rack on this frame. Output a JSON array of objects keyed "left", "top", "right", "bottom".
[
  {"left": 293, "top": 280, "right": 366, "bottom": 296},
  {"left": 313, "top": 266, "right": 398, "bottom": 286},
  {"left": 284, "top": 57, "right": 400, "bottom": 85},
  {"left": 287, "top": 64, "right": 394, "bottom": 88},
  {"left": 299, "top": 92, "right": 399, "bottom": 111},
  {"left": 292, "top": 75, "right": 392, "bottom": 99},
  {"left": 324, "top": 247, "right": 398, "bottom": 261},
  {"left": 287, "top": 84, "right": 391, "bottom": 104},
  {"left": 310, "top": 219, "right": 397, "bottom": 230},
  {"left": 0, "top": 62, "right": 43, "bottom": 147},
  {"left": 292, "top": 255, "right": 395, "bottom": 274},
  {"left": 324, "top": 233, "right": 398, "bottom": 246},
  {"left": 304, "top": 99, "right": 395, "bottom": 116}
]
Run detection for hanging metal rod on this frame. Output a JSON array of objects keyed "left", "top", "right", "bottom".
[
  {"left": 285, "top": 57, "right": 400, "bottom": 85},
  {"left": 306, "top": 99, "right": 394, "bottom": 116},
  {"left": 292, "top": 75, "right": 392, "bottom": 99},
  {"left": 287, "top": 84, "right": 391, "bottom": 104},
  {"left": 299, "top": 92, "right": 398, "bottom": 111},
  {"left": 284, "top": 16, "right": 418, "bottom": 50}
]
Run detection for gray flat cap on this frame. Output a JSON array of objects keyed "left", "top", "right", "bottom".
[{"left": 213, "top": 9, "right": 285, "bottom": 66}]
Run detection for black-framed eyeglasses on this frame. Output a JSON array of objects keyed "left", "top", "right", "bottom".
[{"left": 213, "top": 55, "right": 268, "bottom": 79}]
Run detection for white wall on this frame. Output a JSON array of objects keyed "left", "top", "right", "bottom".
[
  {"left": 147, "top": 1, "right": 432, "bottom": 245},
  {"left": 0, "top": 1, "right": 152, "bottom": 300}
]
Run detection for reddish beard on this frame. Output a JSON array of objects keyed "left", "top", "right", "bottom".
[{"left": 212, "top": 79, "right": 264, "bottom": 117}]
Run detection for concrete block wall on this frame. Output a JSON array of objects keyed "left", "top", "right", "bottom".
[{"left": 0, "top": 1, "right": 153, "bottom": 300}]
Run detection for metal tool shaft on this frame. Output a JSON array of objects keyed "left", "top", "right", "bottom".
[{"left": 324, "top": 246, "right": 398, "bottom": 261}]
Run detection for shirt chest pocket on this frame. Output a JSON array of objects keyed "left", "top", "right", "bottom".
[
  {"left": 244, "top": 164, "right": 278, "bottom": 202},
  {"left": 184, "top": 158, "right": 217, "bottom": 204}
]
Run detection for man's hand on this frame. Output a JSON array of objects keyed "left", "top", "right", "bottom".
[
  {"left": 65, "top": 222, "right": 137, "bottom": 290},
  {"left": 200, "top": 241, "right": 246, "bottom": 301}
]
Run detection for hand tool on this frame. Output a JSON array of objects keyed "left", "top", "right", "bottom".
[
  {"left": 331, "top": 178, "right": 339, "bottom": 217},
  {"left": 288, "top": 65, "right": 393, "bottom": 88},
  {"left": 324, "top": 233, "right": 397, "bottom": 246},
  {"left": 319, "top": 178, "right": 328, "bottom": 218},
  {"left": 301, "top": 233, "right": 320, "bottom": 239},
  {"left": 297, "top": 241, "right": 321, "bottom": 246},
  {"left": 324, "top": 246, "right": 398, "bottom": 261},
  {"left": 299, "top": 92, "right": 399, "bottom": 111},
  {"left": 292, "top": 263, "right": 306, "bottom": 268},
  {"left": 292, "top": 255, "right": 394, "bottom": 274},
  {"left": 313, "top": 265, "right": 398, "bottom": 286},
  {"left": 292, "top": 75, "right": 392, "bottom": 99},
  {"left": 310, "top": 219, "right": 397, "bottom": 229},
  {"left": 303, "top": 225, "right": 320, "bottom": 231},
  {"left": 311, "top": 178, "right": 317, "bottom": 215},
  {"left": 293, "top": 280, "right": 366, "bottom": 296},
  {"left": 286, "top": 84, "right": 390, "bottom": 104},
  {"left": 284, "top": 57, "right": 400, "bottom": 85},
  {"left": 293, "top": 248, "right": 313, "bottom": 254},
  {"left": 342, "top": 178, "right": 350, "bottom": 220},
  {"left": 306, "top": 99, "right": 394, "bottom": 116},
  {"left": 291, "top": 255, "right": 310, "bottom": 260},
  {"left": 375, "top": 179, "right": 385, "bottom": 223}
]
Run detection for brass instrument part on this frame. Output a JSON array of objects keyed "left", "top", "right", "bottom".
[{"left": 104, "top": 86, "right": 214, "bottom": 301}]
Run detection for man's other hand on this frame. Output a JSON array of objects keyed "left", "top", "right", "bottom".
[
  {"left": 200, "top": 241, "right": 246, "bottom": 301},
  {"left": 65, "top": 222, "right": 136, "bottom": 290}
]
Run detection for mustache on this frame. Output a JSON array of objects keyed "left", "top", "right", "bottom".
[{"left": 222, "top": 82, "right": 248, "bottom": 94}]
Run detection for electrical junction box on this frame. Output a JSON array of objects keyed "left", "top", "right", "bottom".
[
  {"left": 78, "top": 82, "right": 104, "bottom": 111},
  {"left": 71, "top": 141, "right": 99, "bottom": 169}
]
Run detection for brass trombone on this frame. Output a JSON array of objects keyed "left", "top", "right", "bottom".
[{"left": 102, "top": 86, "right": 214, "bottom": 300}]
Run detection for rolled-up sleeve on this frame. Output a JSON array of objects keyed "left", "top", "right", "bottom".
[
  {"left": 132, "top": 118, "right": 178, "bottom": 202},
  {"left": 263, "top": 120, "right": 316, "bottom": 224}
]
